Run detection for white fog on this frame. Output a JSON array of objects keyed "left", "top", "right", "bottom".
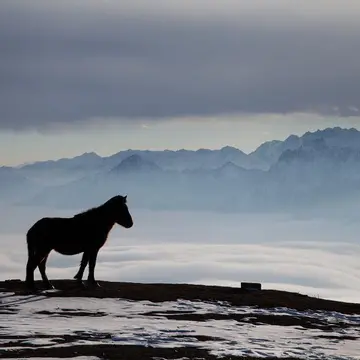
[{"left": 1, "top": 205, "right": 359, "bottom": 303}]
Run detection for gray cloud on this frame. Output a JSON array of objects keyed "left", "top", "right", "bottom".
[{"left": 1, "top": 0, "right": 360, "bottom": 130}]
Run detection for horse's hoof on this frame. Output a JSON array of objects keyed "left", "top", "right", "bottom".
[
  {"left": 87, "top": 281, "right": 101, "bottom": 289},
  {"left": 44, "top": 282, "right": 55, "bottom": 290},
  {"left": 76, "top": 281, "right": 86, "bottom": 289}
]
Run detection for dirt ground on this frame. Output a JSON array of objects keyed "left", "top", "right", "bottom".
[{"left": 2, "top": 279, "right": 359, "bottom": 314}]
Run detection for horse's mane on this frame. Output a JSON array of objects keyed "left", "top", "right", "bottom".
[
  {"left": 73, "top": 205, "right": 103, "bottom": 219},
  {"left": 73, "top": 196, "right": 125, "bottom": 219}
]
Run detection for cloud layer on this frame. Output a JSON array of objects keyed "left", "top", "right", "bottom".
[
  {"left": 1, "top": 0, "right": 360, "bottom": 130},
  {"left": 1, "top": 207, "right": 360, "bottom": 303}
]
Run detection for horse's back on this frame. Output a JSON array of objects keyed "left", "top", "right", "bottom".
[
  {"left": 28, "top": 217, "right": 67, "bottom": 234},
  {"left": 27, "top": 217, "right": 74, "bottom": 246},
  {"left": 27, "top": 216, "right": 89, "bottom": 255}
]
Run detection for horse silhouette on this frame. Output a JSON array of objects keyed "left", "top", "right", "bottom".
[{"left": 25, "top": 195, "right": 133, "bottom": 290}]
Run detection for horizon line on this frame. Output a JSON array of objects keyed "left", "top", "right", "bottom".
[{"left": 5, "top": 125, "right": 357, "bottom": 168}]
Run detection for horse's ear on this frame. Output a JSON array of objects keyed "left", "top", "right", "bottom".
[{"left": 124, "top": 195, "right": 127, "bottom": 201}]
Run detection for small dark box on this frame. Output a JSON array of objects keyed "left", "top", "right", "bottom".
[{"left": 241, "top": 282, "right": 262, "bottom": 291}]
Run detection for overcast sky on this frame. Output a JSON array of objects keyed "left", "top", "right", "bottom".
[{"left": 1, "top": 0, "right": 360, "bottom": 165}]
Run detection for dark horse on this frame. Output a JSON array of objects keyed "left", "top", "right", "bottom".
[{"left": 25, "top": 195, "right": 133, "bottom": 290}]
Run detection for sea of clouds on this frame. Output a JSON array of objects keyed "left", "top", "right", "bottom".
[{"left": 0, "top": 205, "right": 359, "bottom": 303}]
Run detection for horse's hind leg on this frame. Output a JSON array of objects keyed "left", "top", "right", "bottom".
[
  {"left": 26, "top": 249, "right": 51, "bottom": 291},
  {"left": 74, "top": 252, "right": 89, "bottom": 287},
  {"left": 38, "top": 253, "right": 54, "bottom": 290},
  {"left": 26, "top": 231, "right": 38, "bottom": 290},
  {"left": 87, "top": 250, "right": 101, "bottom": 288},
  {"left": 25, "top": 254, "right": 37, "bottom": 290}
]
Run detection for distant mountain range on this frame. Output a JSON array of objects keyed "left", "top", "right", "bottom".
[{"left": 2, "top": 126, "right": 360, "bottom": 214}]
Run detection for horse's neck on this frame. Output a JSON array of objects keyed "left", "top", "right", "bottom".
[
  {"left": 102, "top": 218, "right": 116, "bottom": 234},
  {"left": 96, "top": 205, "right": 116, "bottom": 234},
  {"left": 77, "top": 205, "right": 116, "bottom": 234}
]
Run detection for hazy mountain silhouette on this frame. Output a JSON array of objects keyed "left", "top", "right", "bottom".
[
  {"left": 5, "top": 127, "right": 360, "bottom": 213},
  {"left": 0, "top": 166, "right": 41, "bottom": 204},
  {"left": 249, "top": 126, "right": 360, "bottom": 169},
  {"left": 110, "top": 154, "right": 161, "bottom": 174}
]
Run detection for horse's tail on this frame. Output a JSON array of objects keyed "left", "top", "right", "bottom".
[
  {"left": 26, "top": 223, "right": 38, "bottom": 259},
  {"left": 26, "top": 217, "right": 49, "bottom": 258},
  {"left": 26, "top": 230, "right": 35, "bottom": 259}
]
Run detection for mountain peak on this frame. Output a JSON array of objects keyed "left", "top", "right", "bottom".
[
  {"left": 220, "top": 146, "right": 242, "bottom": 153},
  {"left": 250, "top": 127, "right": 360, "bottom": 170},
  {"left": 78, "top": 151, "right": 100, "bottom": 158},
  {"left": 304, "top": 126, "right": 359, "bottom": 138},
  {"left": 110, "top": 154, "right": 161, "bottom": 173}
]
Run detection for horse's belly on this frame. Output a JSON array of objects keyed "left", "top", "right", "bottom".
[
  {"left": 54, "top": 248, "right": 83, "bottom": 255},
  {"left": 53, "top": 241, "right": 84, "bottom": 255}
]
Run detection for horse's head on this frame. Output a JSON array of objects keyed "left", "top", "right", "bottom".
[{"left": 107, "top": 195, "right": 133, "bottom": 228}]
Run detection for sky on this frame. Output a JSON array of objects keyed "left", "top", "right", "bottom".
[{"left": 1, "top": 0, "right": 360, "bottom": 165}]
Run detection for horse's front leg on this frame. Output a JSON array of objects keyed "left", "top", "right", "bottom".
[
  {"left": 74, "top": 252, "right": 89, "bottom": 287},
  {"left": 87, "top": 249, "right": 101, "bottom": 288}
]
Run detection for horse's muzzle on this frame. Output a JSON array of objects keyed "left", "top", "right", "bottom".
[{"left": 124, "top": 220, "right": 133, "bottom": 228}]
